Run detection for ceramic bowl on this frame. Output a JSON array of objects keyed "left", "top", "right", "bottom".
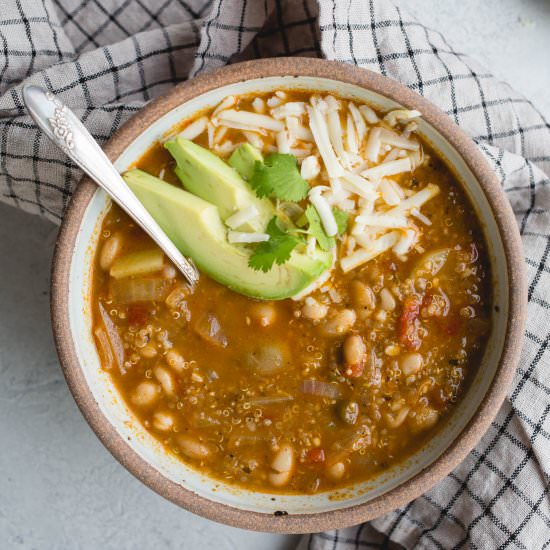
[{"left": 51, "top": 58, "right": 526, "bottom": 533}]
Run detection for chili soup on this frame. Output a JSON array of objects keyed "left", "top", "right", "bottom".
[{"left": 92, "top": 90, "right": 492, "bottom": 494}]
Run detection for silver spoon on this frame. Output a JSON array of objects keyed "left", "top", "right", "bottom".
[{"left": 22, "top": 85, "right": 199, "bottom": 286}]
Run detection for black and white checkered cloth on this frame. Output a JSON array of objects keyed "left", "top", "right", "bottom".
[{"left": 1, "top": 1, "right": 549, "bottom": 547}]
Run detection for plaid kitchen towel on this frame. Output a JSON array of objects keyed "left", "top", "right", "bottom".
[{"left": 1, "top": 0, "right": 549, "bottom": 548}]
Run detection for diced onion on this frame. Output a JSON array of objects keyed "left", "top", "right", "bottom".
[
  {"left": 300, "top": 380, "right": 342, "bottom": 399},
  {"left": 309, "top": 187, "right": 338, "bottom": 237},
  {"left": 341, "top": 231, "right": 400, "bottom": 272},
  {"left": 301, "top": 155, "right": 321, "bottom": 180},
  {"left": 225, "top": 205, "right": 260, "bottom": 230},
  {"left": 98, "top": 303, "right": 125, "bottom": 372},
  {"left": 111, "top": 278, "right": 169, "bottom": 304},
  {"left": 361, "top": 157, "right": 412, "bottom": 180},
  {"left": 227, "top": 231, "right": 270, "bottom": 243},
  {"left": 177, "top": 116, "right": 207, "bottom": 140}
]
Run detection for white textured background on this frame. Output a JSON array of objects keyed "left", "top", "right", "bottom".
[{"left": 1, "top": 1, "right": 549, "bottom": 548}]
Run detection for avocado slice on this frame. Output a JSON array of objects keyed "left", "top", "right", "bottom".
[
  {"left": 164, "top": 138, "right": 272, "bottom": 232},
  {"left": 123, "top": 169, "right": 332, "bottom": 300},
  {"left": 229, "top": 143, "right": 263, "bottom": 181}
]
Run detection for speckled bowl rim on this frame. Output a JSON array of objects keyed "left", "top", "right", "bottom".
[{"left": 51, "top": 58, "right": 526, "bottom": 534}]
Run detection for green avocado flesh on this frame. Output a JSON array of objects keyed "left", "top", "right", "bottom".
[
  {"left": 123, "top": 169, "right": 332, "bottom": 300},
  {"left": 229, "top": 143, "right": 263, "bottom": 181},
  {"left": 164, "top": 137, "right": 272, "bottom": 232}
]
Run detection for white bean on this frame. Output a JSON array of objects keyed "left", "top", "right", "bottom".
[
  {"left": 131, "top": 381, "right": 159, "bottom": 407},
  {"left": 400, "top": 352, "right": 423, "bottom": 376},
  {"left": 384, "top": 406, "right": 410, "bottom": 428},
  {"left": 321, "top": 309, "right": 356, "bottom": 336},
  {"left": 152, "top": 411, "right": 175, "bottom": 431},
  {"left": 302, "top": 297, "right": 328, "bottom": 320},
  {"left": 351, "top": 280, "right": 375, "bottom": 311},
  {"left": 410, "top": 407, "right": 439, "bottom": 433},
  {"left": 139, "top": 343, "right": 157, "bottom": 359},
  {"left": 249, "top": 302, "right": 277, "bottom": 327},
  {"left": 326, "top": 461, "right": 346, "bottom": 481},
  {"left": 166, "top": 349, "right": 185, "bottom": 372},
  {"left": 154, "top": 366, "right": 175, "bottom": 396},
  {"left": 177, "top": 435, "right": 212, "bottom": 460},
  {"left": 343, "top": 335, "right": 366, "bottom": 366},
  {"left": 268, "top": 444, "right": 295, "bottom": 487},
  {"left": 379, "top": 288, "right": 396, "bottom": 311},
  {"left": 99, "top": 233, "right": 122, "bottom": 271}
]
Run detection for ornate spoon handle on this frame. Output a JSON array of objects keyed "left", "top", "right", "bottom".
[{"left": 22, "top": 85, "right": 199, "bottom": 286}]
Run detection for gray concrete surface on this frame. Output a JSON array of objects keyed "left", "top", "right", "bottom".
[{"left": 1, "top": 1, "right": 549, "bottom": 549}]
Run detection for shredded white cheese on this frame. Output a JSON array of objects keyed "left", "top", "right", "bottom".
[
  {"left": 306, "top": 104, "right": 344, "bottom": 178},
  {"left": 348, "top": 102, "right": 367, "bottom": 142},
  {"left": 384, "top": 109, "right": 421, "bottom": 127},
  {"left": 301, "top": 155, "right": 321, "bottom": 180},
  {"left": 271, "top": 102, "right": 306, "bottom": 120},
  {"left": 355, "top": 213, "right": 409, "bottom": 228},
  {"left": 216, "top": 109, "right": 284, "bottom": 132},
  {"left": 225, "top": 205, "right": 260, "bottom": 230},
  {"left": 309, "top": 187, "right": 338, "bottom": 237},
  {"left": 359, "top": 104, "right": 379, "bottom": 124},
  {"left": 341, "top": 231, "right": 401, "bottom": 272},
  {"left": 361, "top": 157, "right": 412, "bottom": 180},
  {"left": 227, "top": 231, "right": 270, "bottom": 244},
  {"left": 177, "top": 116, "right": 208, "bottom": 141},
  {"left": 252, "top": 97, "right": 266, "bottom": 114},
  {"left": 213, "top": 96, "right": 236, "bottom": 116},
  {"left": 411, "top": 207, "right": 432, "bottom": 226},
  {"left": 364, "top": 127, "right": 382, "bottom": 162},
  {"left": 393, "top": 229, "right": 417, "bottom": 255}
]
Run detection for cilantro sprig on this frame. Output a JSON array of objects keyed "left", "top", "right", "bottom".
[
  {"left": 249, "top": 153, "right": 309, "bottom": 201},
  {"left": 248, "top": 217, "right": 305, "bottom": 272}
]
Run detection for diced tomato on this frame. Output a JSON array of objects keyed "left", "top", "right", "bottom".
[
  {"left": 306, "top": 448, "right": 326, "bottom": 464},
  {"left": 127, "top": 304, "right": 149, "bottom": 327},
  {"left": 345, "top": 363, "right": 365, "bottom": 378},
  {"left": 398, "top": 296, "right": 421, "bottom": 350}
]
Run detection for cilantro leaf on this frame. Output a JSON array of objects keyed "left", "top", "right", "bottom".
[
  {"left": 249, "top": 154, "right": 309, "bottom": 201},
  {"left": 248, "top": 217, "right": 304, "bottom": 272},
  {"left": 305, "top": 204, "right": 334, "bottom": 251},
  {"left": 333, "top": 207, "right": 349, "bottom": 234}
]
